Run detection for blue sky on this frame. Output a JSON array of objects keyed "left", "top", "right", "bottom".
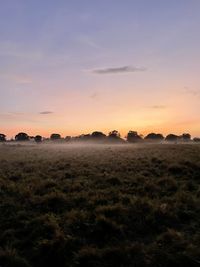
[{"left": 0, "top": 0, "right": 200, "bottom": 137}]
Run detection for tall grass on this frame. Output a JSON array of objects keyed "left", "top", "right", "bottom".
[{"left": 0, "top": 143, "right": 200, "bottom": 266}]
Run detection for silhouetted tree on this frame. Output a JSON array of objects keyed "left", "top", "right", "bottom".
[
  {"left": 145, "top": 133, "right": 164, "bottom": 142},
  {"left": 34, "top": 135, "right": 42, "bottom": 143},
  {"left": 181, "top": 133, "right": 191, "bottom": 142},
  {"left": 50, "top": 133, "right": 61, "bottom": 140},
  {"left": 0, "top": 134, "right": 6, "bottom": 142},
  {"left": 108, "top": 130, "right": 120, "bottom": 139},
  {"left": 84, "top": 134, "right": 91, "bottom": 140},
  {"left": 71, "top": 134, "right": 90, "bottom": 142},
  {"left": 15, "top": 132, "right": 29, "bottom": 141},
  {"left": 65, "top": 136, "right": 71, "bottom": 142},
  {"left": 91, "top": 131, "right": 106, "bottom": 139},
  {"left": 193, "top": 137, "right": 200, "bottom": 142},
  {"left": 165, "top": 134, "right": 179, "bottom": 142},
  {"left": 156, "top": 133, "right": 164, "bottom": 140},
  {"left": 108, "top": 130, "right": 124, "bottom": 143},
  {"left": 127, "top": 131, "right": 143, "bottom": 143},
  {"left": 79, "top": 134, "right": 91, "bottom": 141}
]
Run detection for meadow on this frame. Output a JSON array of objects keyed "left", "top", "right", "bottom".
[{"left": 0, "top": 143, "right": 200, "bottom": 267}]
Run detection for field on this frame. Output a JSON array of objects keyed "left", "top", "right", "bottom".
[{"left": 0, "top": 143, "right": 200, "bottom": 267}]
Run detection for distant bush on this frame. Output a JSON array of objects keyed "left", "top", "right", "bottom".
[
  {"left": 91, "top": 131, "right": 107, "bottom": 141},
  {"left": 65, "top": 136, "right": 71, "bottom": 142},
  {"left": 50, "top": 133, "right": 61, "bottom": 140},
  {"left": 127, "top": 131, "right": 143, "bottom": 143},
  {"left": 15, "top": 132, "right": 29, "bottom": 141},
  {"left": 108, "top": 130, "right": 125, "bottom": 143},
  {"left": 34, "top": 135, "right": 42, "bottom": 143},
  {"left": 165, "top": 134, "right": 179, "bottom": 142},
  {"left": 0, "top": 133, "right": 6, "bottom": 142},
  {"left": 145, "top": 133, "right": 164, "bottom": 142},
  {"left": 180, "top": 133, "right": 191, "bottom": 142}
]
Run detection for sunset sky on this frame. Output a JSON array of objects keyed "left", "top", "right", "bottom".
[{"left": 0, "top": 0, "right": 200, "bottom": 138}]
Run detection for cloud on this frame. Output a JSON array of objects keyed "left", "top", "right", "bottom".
[
  {"left": 90, "top": 92, "right": 98, "bottom": 99},
  {"left": 0, "top": 112, "right": 24, "bottom": 119},
  {"left": 15, "top": 77, "right": 33, "bottom": 85},
  {"left": 150, "top": 105, "right": 167, "bottom": 109},
  {"left": 92, "top": 65, "right": 147, "bottom": 74},
  {"left": 0, "top": 41, "right": 43, "bottom": 60},
  {"left": 0, "top": 112, "right": 38, "bottom": 123},
  {"left": 77, "top": 35, "right": 100, "bottom": 49},
  {"left": 39, "top": 111, "right": 53, "bottom": 115},
  {"left": 183, "top": 86, "right": 200, "bottom": 96},
  {"left": 0, "top": 73, "right": 33, "bottom": 84}
]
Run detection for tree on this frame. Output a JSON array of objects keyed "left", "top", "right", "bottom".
[
  {"left": 50, "top": 133, "right": 61, "bottom": 140},
  {"left": 108, "top": 130, "right": 120, "bottom": 139},
  {"left": 65, "top": 136, "right": 71, "bottom": 142},
  {"left": 165, "top": 134, "right": 179, "bottom": 142},
  {"left": 145, "top": 133, "right": 164, "bottom": 142},
  {"left": 91, "top": 131, "right": 106, "bottom": 140},
  {"left": 34, "top": 135, "right": 42, "bottom": 143},
  {"left": 181, "top": 133, "right": 191, "bottom": 142},
  {"left": 15, "top": 132, "right": 29, "bottom": 141},
  {"left": 0, "top": 134, "right": 6, "bottom": 142},
  {"left": 193, "top": 137, "right": 200, "bottom": 142},
  {"left": 127, "top": 131, "right": 143, "bottom": 143},
  {"left": 108, "top": 130, "right": 124, "bottom": 143},
  {"left": 77, "top": 134, "right": 91, "bottom": 141}
]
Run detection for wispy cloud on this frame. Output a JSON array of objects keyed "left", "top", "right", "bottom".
[
  {"left": 0, "top": 112, "right": 24, "bottom": 119},
  {"left": 90, "top": 92, "right": 99, "bottom": 99},
  {"left": 92, "top": 65, "right": 147, "bottom": 74},
  {"left": 77, "top": 35, "right": 101, "bottom": 49},
  {"left": 39, "top": 111, "right": 53, "bottom": 115},
  {"left": 149, "top": 105, "right": 167, "bottom": 109},
  {"left": 183, "top": 86, "right": 200, "bottom": 96},
  {"left": 0, "top": 41, "right": 43, "bottom": 60},
  {"left": 0, "top": 73, "right": 33, "bottom": 84},
  {"left": 12, "top": 75, "right": 33, "bottom": 85},
  {"left": 0, "top": 112, "right": 38, "bottom": 123}
]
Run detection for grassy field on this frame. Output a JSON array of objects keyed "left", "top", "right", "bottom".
[{"left": 0, "top": 143, "right": 200, "bottom": 267}]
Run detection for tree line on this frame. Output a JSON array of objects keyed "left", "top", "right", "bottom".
[{"left": 0, "top": 131, "right": 200, "bottom": 143}]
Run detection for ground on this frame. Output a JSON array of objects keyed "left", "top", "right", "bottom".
[{"left": 0, "top": 143, "right": 200, "bottom": 267}]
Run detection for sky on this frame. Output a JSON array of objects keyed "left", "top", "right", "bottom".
[{"left": 0, "top": 0, "right": 200, "bottom": 138}]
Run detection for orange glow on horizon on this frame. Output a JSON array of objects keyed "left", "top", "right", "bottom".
[{"left": 3, "top": 120, "right": 200, "bottom": 140}]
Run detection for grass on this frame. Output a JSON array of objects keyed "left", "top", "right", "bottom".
[{"left": 0, "top": 143, "right": 200, "bottom": 266}]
